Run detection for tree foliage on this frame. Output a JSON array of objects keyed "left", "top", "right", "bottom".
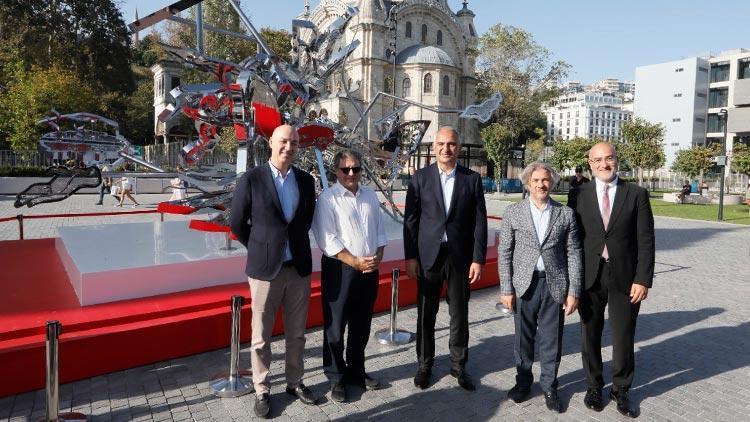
[
  {"left": 475, "top": 23, "right": 570, "bottom": 176},
  {"left": 481, "top": 123, "right": 515, "bottom": 182},
  {"left": 620, "top": 117, "right": 666, "bottom": 184},
  {"left": 549, "top": 137, "right": 595, "bottom": 173},
  {"left": 733, "top": 144, "right": 750, "bottom": 176},
  {"left": 0, "top": 66, "right": 99, "bottom": 151},
  {"left": 524, "top": 128, "right": 546, "bottom": 163},
  {"left": 672, "top": 145, "right": 719, "bottom": 180}
]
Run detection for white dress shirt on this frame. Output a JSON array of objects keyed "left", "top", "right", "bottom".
[
  {"left": 312, "top": 182, "right": 388, "bottom": 258},
  {"left": 528, "top": 199, "right": 551, "bottom": 271},
  {"left": 439, "top": 165, "right": 456, "bottom": 242},
  {"left": 594, "top": 176, "right": 618, "bottom": 216}
]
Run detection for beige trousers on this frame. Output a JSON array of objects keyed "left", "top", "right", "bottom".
[{"left": 248, "top": 266, "right": 311, "bottom": 395}]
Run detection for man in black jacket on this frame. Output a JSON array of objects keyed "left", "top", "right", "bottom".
[
  {"left": 570, "top": 142, "right": 654, "bottom": 418},
  {"left": 230, "top": 124, "right": 318, "bottom": 418},
  {"left": 403, "top": 126, "right": 487, "bottom": 391}
]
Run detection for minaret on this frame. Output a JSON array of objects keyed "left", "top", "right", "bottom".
[
  {"left": 131, "top": 8, "right": 140, "bottom": 47},
  {"left": 456, "top": 0, "right": 479, "bottom": 143}
]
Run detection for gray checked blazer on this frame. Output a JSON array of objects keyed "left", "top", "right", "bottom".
[{"left": 498, "top": 199, "right": 583, "bottom": 303}]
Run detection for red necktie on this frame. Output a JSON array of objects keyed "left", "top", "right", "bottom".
[{"left": 601, "top": 184, "right": 611, "bottom": 260}]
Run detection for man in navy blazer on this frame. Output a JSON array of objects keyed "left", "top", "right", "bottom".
[
  {"left": 230, "top": 124, "right": 318, "bottom": 418},
  {"left": 404, "top": 126, "right": 487, "bottom": 391}
]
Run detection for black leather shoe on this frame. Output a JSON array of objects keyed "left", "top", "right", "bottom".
[
  {"left": 610, "top": 389, "right": 638, "bottom": 418},
  {"left": 348, "top": 373, "right": 380, "bottom": 390},
  {"left": 449, "top": 368, "right": 476, "bottom": 391},
  {"left": 544, "top": 390, "right": 561, "bottom": 413},
  {"left": 254, "top": 393, "right": 270, "bottom": 419},
  {"left": 584, "top": 388, "right": 604, "bottom": 411},
  {"left": 285, "top": 383, "right": 319, "bottom": 405},
  {"left": 330, "top": 381, "right": 346, "bottom": 403},
  {"left": 507, "top": 384, "right": 531, "bottom": 403},
  {"left": 413, "top": 367, "right": 431, "bottom": 389}
]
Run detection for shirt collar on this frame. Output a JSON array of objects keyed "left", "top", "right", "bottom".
[
  {"left": 595, "top": 175, "right": 618, "bottom": 190},
  {"left": 438, "top": 165, "right": 456, "bottom": 178},
  {"left": 333, "top": 181, "right": 360, "bottom": 197},
  {"left": 529, "top": 198, "right": 550, "bottom": 213},
  {"left": 268, "top": 160, "right": 293, "bottom": 179}
]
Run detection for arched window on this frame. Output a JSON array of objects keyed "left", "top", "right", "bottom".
[
  {"left": 402, "top": 77, "right": 411, "bottom": 97},
  {"left": 423, "top": 73, "right": 432, "bottom": 94},
  {"left": 405, "top": 21, "right": 412, "bottom": 38},
  {"left": 421, "top": 24, "right": 427, "bottom": 43},
  {"left": 437, "top": 30, "right": 443, "bottom": 46},
  {"left": 442, "top": 75, "right": 450, "bottom": 96}
]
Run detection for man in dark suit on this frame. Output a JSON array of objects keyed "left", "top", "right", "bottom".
[
  {"left": 570, "top": 142, "right": 654, "bottom": 418},
  {"left": 230, "top": 124, "right": 319, "bottom": 418},
  {"left": 404, "top": 126, "right": 488, "bottom": 391}
]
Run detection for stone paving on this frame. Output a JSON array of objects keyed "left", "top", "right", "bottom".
[{"left": 1, "top": 192, "right": 749, "bottom": 421}]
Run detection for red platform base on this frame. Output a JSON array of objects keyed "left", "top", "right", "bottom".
[{"left": 0, "top": 236, "right": 498, "bottom": 398}]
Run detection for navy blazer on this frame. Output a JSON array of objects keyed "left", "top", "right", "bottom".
[
  {"left": 403, "top": 163, "right": 487, "bottom": 272},
  {"left": 230, "top": 163, "right": 316, "bottom": 280},
  {"left": 570, "top": 179, "right": 655, "bottom": 292}
]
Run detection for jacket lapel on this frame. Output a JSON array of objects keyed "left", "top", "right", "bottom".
[
  {"left": 432, "top": 164, "right": 448, "bottom": 220},
  {"left": 540, "top": 200, "right": 560, "bottom": 246},
  {"left": 522, "top": 199, "right": 541, "bottom": 248},
  {"left": 607, "top": 179, "right": 629, "bottom": 231},
  {"left": 589, "top": 182, "right": 607, "bottom": 232},
  {"left": 263, "top": 163, "right": 284, "bottom": 218},
  {"left": 447, "top": 165, "right": 462, "bottom": 220}
]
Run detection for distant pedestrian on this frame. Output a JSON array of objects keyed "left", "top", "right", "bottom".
[
  {"left": 96, "top": 165, "right": 112, "bottom": 205},
  {"left": 567, "top": 166, "right": 590, "bottom": 205},
  {"left": 116, "top": 176, "right": 140, "bottom": 208}
]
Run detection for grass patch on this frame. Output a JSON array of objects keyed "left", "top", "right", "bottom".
[{"left": 649, "top": 199, "right": 750, "bottom": 225}]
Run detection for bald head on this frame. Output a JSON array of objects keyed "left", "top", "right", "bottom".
[
  {"left": 269, "top": 124, "right": 299, "bottom": 173},
  {"left": 435, "top": 126, "right": 461, "bottom": 144}
]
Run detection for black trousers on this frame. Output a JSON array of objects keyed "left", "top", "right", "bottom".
[
  {"left": 579, "top": 259, "right": 640, "bottom": 392},
  {"left": 321, "top": 255, "right": 378, "bottom": 383},
  {"left": 416, "top": 243, "right": 470, "bottom": 370},
  {"left": 514, "top": 273, "right": 564, "bottom": 392}
]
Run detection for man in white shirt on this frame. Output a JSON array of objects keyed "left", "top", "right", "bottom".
[{"left": 312, "top": 149, "right": 387, "bottom": 403}]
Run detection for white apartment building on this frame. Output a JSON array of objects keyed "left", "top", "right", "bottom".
[
  {"left": 544, "top": 91, "right": 633, "bottom": 142},
  {"left": 634, "top": 57, "right": 709, "bottom": 167},
  {"left": 706, "top": 49, "right": 750, "bottom": 159},
  {"left": 635, "top": 49, "right": 750, "bottom": 169},
  {"left": 594, "top": 77, "right": 635, "bottom": 96}
]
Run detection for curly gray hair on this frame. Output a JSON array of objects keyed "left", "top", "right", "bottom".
[{"left": 520, "top": 161, "right": 560, "bottom": 188}]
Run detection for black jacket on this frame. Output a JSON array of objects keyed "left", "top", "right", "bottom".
[
  {"left": 403, "top": 163, "right": 487, "bottom": 272},
  {"left": 230, "top": 163, "right": 316, "bottom": 280},
  {"left": 570, "top": 179, "right": 655, "bottom": 292}
]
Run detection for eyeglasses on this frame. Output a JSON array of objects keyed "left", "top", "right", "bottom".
[
  {"left": 588, "top": 156, "right": 616, "bottom": 165},
  {"left": 338, "top": 166, "right": 362, "bottom": 175}
]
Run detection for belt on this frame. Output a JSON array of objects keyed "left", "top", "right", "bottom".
[
  {"left": 282, "top": 260, "right": 295, "bottom": 267},
  {"left": 533, "top": 270, "right": 546, "bottom": 279}
]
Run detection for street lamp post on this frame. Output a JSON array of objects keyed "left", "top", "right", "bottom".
[{"left": 718, "top": 108, "right": 728, "bottom": 221}]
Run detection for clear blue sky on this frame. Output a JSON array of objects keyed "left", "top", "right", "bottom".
[{"left": 120, "top": 0, "right": 750, "bottom": 85}]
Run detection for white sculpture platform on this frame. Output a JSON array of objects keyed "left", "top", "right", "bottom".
[{"left": 55, "top": 218, "right": 497, "bottom": 306}]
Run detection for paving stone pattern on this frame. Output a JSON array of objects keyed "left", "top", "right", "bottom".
[{"left": 1, "top": 192, "right": 749, "bottom": 421}]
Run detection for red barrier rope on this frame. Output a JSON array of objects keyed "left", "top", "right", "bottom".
[{"left": 3, "top": 210, "right": 159, "bottom": 220}]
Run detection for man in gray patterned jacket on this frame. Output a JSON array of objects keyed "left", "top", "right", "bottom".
[{"left": 498, "top": 161, "right": 583, "bottom": 413}]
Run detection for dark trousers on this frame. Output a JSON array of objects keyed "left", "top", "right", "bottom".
[
  {"left": 514, "top": 273, "right": 564, "bottom": 392},
  {"left": 321, "top": 255, "right": 378, "bottom": 383},
  {"left": 98, "top": 183, "right": 110, "bottom": 203},
  {"left": 579, "top": 260, "right": 640, "bottom": 392},
  {"left": 416, "top": 243, "right": 470, "bottom": 370}
]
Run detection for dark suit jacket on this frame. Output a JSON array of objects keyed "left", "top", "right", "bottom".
[
  {"left": 403, "top": 163, "right": 487, "bottom": 272},
  {"left": 230, "top": 163, "right": 316, "bottom": 280},
  {"left": 571, "top": 179, "right": 655, "bottom": 292}
]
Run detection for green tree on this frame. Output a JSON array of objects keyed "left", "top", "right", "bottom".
[
  {"left": 524, "top": 128, "right": 546, "bottom": 163},
  {"left": 0, "top": 66, "right": 99, "bottom": 151},
  {"left": 549, "top": 137, "right": 594, "bottom": 173},
  {"left": 481, "top": 123, "right": 515, "bottom": 191},
  {"left": 731, "top": 144, "right": 750, "bottom": 197},
  {"left": 476, "top": 23, "right": 570, "bottom": 175},
  {"left": 620, "top": 117, "right": 666, "bottom": 185},
  {"left": 672, "top": 145, "right": 719, "bottom": 184}
]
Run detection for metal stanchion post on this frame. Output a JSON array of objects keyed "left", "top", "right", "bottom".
[
  {"left": 221, "top": 232, "right": 236, "bottom": 251},
  {"left": 43, "top": 321, "right": 86, "bottom": 421},
  {"left": 375, "top": 268, "right": 414, "bottom": 345},
  {"left": 17, "top": 214, "right": 24, "bottom": 240},
  {"left": 209, "top": 295, "right": 253, "bottom": 397}
]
